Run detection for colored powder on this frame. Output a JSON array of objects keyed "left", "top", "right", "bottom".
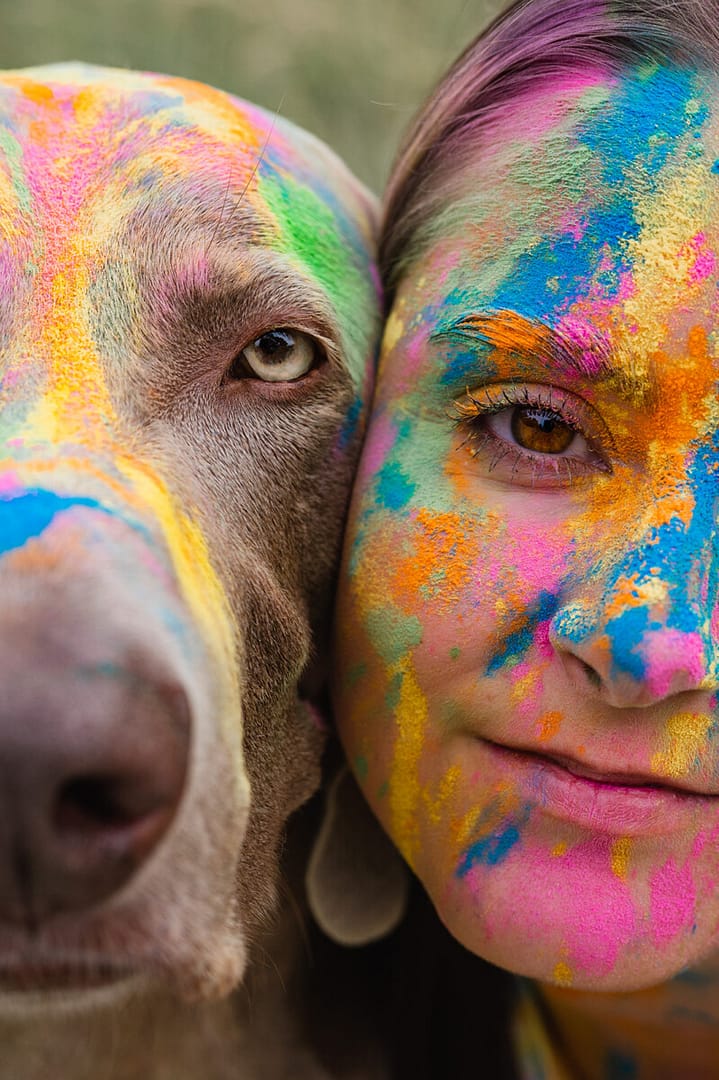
[
  {"left": 392, "top": 507, "right": 474, "bottom": 606},
  {"left": 649, "top": 857, "right": 696, "bottom": 946},
  {"left": 364, "top": 608, "right": 422, "bottom": 666},
  {"left": 611, "top": 838, "right": 632, "bottom": 880},
  {"left": 457, "top": 817, "right": 524, "bottom": 874},
  {"left": 476, "top": 836, "right": 638, "bottom": 978},
  {"left": 0, "top": 490, "right": 100, "bottom": 555},
  {"left": 604, "top": 606, "right": 649, "bottom": 681},
  {"left": 486, "top": 591, "right": 559, "bottom": 675},
  {"left": 651, "top": 712, "right": 713, "bottom": 779},
  {"left": 538, "top": 711, "right": 563, "bottom": 742},
  {"left": 375, "top": 460, "right": 415, "bottom": 511},
  {"left": 424, "top": 765, "right": 460, "bottom": 826},
  {"left": 389, "top": 660, "right": 428, "bottom": 868},
  {"left": 261, "top": 174, "right": 374, "bottom": 383},
  {"left": 642, "top": 629, "right": 705, "bottom": 699},
  {"left": 553, "top": 960, "right": 573, "bottom": 987}
]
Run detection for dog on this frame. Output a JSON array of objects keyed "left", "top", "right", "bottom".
[{"left": 0, "top": 63, "right": 381, "bottom": 1079}]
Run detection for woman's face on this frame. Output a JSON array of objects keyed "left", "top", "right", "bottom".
[{"left": 333, "top": 63, "right": 719, "bottom": 992}]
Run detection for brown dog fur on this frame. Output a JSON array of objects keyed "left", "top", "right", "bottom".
[{"left": 0, "top": 63, "right": 382, "bottom": 1078}]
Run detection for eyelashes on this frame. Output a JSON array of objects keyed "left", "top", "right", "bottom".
[{"left": 451, "top": 383, "right": 613, "bottom": 488}]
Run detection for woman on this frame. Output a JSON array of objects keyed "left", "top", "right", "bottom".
[{"left": 331, "top": 0, "right": 719, "bottom": 1074}]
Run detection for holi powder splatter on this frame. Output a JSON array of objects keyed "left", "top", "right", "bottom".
[
  {"left": 0, "top": 62, "right": 379, "bottom": 748},
  {"left": 333, "top": 60, "right": 719, "bottom": 995}
]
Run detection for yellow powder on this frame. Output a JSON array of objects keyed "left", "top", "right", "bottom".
[
  {"left": 389, "top": 659, "right": 428, "bottom": 868},
  {"left": 651, "top": 712, "right": 713, "bottom": 779},
  {"left": 424, "top": 764, "right": 460, "bottom": 826},
  {"left": 553, "top": 960, "right": 573, "bottom": 987},
  {"left": 611, "top": 837, "right": 632, "bottom": 880}
]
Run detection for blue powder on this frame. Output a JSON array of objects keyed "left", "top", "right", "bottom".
[
  {"left": 486, "top": 591, "right": 559, "bottom": 675},
  {"left": 488, "top": 198, "right": 638, "bottom": 321},
  {"left": 457, "top": 822, "right": 521, "bottom": 874},
  {"left": 594, "top": 434, "right": 719, "bottom": 680},
  {"left": 604, "top": 606, "right": 650, "bottom": 681},
  {"left": 457, "top": 805, "right": 531, "bottom": 876},
  {"left": 0, "top": 491, "right": 101, "bottom": 556},
  {"left": 337, "top": 393, "right": 363, "bottom": 450},
  {"left": 577, "top": 66, "right": 700, "bottom": 183},
  {"left": 375, "top": 460, "right": 415, "bottom": 510}
]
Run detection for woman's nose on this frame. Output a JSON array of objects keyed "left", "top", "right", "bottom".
[{"left": 549, "top": 568, "right": 718, "bottom": 709}]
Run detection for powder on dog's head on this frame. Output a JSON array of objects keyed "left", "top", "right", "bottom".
[{"left": 0, "top": 63, "right": 380, "bottom": 1010}]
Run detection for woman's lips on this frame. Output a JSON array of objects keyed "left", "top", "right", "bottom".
[{"left": 474, "top": 738, "right": 719, "bottom": 837}]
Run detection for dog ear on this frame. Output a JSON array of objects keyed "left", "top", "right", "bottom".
[{"left": 306, "top": 764, "right": 409, "bottom": 946}]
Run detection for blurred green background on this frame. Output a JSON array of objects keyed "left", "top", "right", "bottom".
[{"left": 0, "top": 0, "right": 505, "bottom": 191}]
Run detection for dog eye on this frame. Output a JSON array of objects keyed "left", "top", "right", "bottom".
[{"left": 230, "top": 329, "right": 319, "bottom": 382}]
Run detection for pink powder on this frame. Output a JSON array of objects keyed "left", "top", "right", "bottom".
[
  {"left": 0, "top": 472, "right": 21, "bottom": 497},
  {"left": 359, "top": 411, "right": 398, "bottom": 479},
  {"left": 641, "top": 628, "right": 705, "bottom": 698},
  {"left": 689, "top": 249, "right": 716, "bottom": 284},
  {"left": 534, "top": 620, "right": 554, "bottom": 659},
  {"left": 614, "top": 268, "right": 636, "bottom": 302},
  {"left": 557, "top": 209, "right": 587, "bottom": 242},
  {"left": 504, "top": 69, "right": 611, "bottom": 144},
  {"left": 685, "top": 232, "right": 716, "bottom": 286},
  {"left": 650, "top": 857, "right": 696, "bottom": 946},
  {"left": 398, "top": 328, "right": 430, "bottom": 388},
  {"left": 472, "top": 834, "right": 638, "bottom": 978},
  {"left": 432, "top": 244, "right": 463, "bottom": 288},
  {"left": 485, "top": 526, "right": 567, "bottom": 596},
  {"left": 510, "top": 659, "right": 533, "bottom": 686}
]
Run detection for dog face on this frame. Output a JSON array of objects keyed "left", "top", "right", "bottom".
[{"left": 0, "top": 63, "right": 379, "bottom": 1008}]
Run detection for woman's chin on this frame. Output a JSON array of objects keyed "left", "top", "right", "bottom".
[{"left": 426, "top": 865, "right": 716, "bottom": 994}]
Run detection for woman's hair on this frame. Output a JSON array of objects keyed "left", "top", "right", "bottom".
[{"left": 380, "top": 0, "right": 719, "bottom": 303}]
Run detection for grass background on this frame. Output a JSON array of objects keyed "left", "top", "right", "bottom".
[{"left": 0, "top": 0, "right": 505, "bottom": 191}]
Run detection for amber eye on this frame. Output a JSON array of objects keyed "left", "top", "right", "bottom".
[
  {"left": 510, "top": 406, "right": 575, "bottom": 454},
  {"left": 231, "top": 329, "right": 318, "bottom": 382}
]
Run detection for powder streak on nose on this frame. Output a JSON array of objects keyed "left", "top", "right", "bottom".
[{"left": 0, "top": 489, "right": 101, "bottom": 556}]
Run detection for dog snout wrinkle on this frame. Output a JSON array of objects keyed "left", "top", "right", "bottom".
[{"left": 0, "top": 656, "right": 190, "bottom": 926}]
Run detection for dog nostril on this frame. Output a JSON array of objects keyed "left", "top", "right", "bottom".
[{"left": 53, "top": 776, "right": 160, "bottom": 835}]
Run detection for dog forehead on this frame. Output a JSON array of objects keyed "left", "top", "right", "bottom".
[
  {"left": 0, "top": 63, "right": 374, "bottom": 224},
  {"left": 0, "top": 63, "right": 379, "bottom": 385},
  {"left": 0, "top": 64, "right": 289, "bottom": 225}
]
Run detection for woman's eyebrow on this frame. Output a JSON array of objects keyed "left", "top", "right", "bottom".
[{"left": 431, "top": 309, "right": 656, "bottom": 402}]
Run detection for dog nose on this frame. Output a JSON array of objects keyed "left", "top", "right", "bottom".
[{"left": 0, "top": 663, "right": 190, "bottom": 927}]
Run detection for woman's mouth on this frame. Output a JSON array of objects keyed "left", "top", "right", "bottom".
[{"left": 473, "top": 739, "right": 719, "bottom": 836}]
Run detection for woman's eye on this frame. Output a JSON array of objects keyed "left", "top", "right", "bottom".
[
  {"left": 230, "top": 328, "right": 318, "bottom": 382},
  {"left": 504, "top": 406, "right": 576, "bottom": 454},
  {"left": 453, "top": 385, "right": 610, "bottom": 488}
]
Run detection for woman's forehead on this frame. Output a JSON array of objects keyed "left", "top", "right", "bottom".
[
  {"left": 416, "top": 62, "right": 719, "bottom": 270},
  {"left": 396, "top": 62, "right": 719, "bottom": 363}
]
